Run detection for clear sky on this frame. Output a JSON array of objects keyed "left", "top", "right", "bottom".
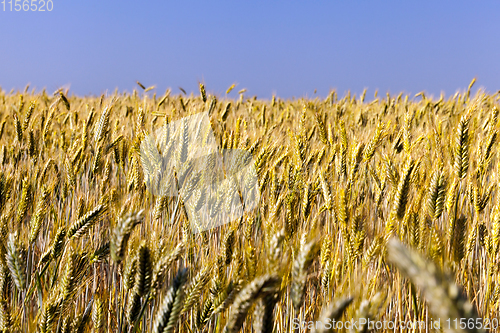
[{"left": 0, "top": 1, "right": 499, "bottom": 99}]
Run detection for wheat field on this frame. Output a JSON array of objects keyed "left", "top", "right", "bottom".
[{"left": 0, "top": 82, "right": 497, "bottom": 332}]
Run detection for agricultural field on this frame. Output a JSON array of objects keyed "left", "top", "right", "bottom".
[{"left": 0, "top": 83, "right": 498, "bottom": 332}]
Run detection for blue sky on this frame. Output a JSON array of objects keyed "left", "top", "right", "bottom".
[{"left": 0, "top": 1, "right": 499, "bottom": 99}]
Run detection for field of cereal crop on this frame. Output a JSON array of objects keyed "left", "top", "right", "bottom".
[{"left": 0, "top": 82, "right": 497, "bottom": 332}]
